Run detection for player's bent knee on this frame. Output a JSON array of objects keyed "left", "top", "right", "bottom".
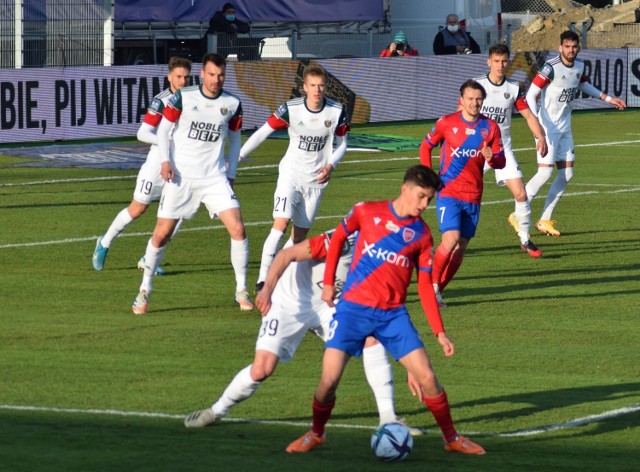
[{"left": 250, "top": 365, "right": 275, "bottom": 382}]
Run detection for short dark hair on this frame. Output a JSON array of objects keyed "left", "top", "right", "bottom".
[
  {"left": 202, "top": 53, "right": 226, "bottom": 69},
  {"left": 168, "top": 56, "right": 192, "bottom": 73},
  {"left": 560, "top": 30, "right": 580, "bottom": 44},
  {"left": 403, "top": 165, "right": 442, "bottom": 192},
  {"left": 488, "top": 43, "right": 510, "bottom": 57},
  {"left": 460, "top": 79, "right": 486, "bottom": 99}
]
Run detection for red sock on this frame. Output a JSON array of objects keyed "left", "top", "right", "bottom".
[
  {"left": 432, "top": 245, "right": 452, "bottom": 287},
  {"left": 423, "top": 390, "right": 457, "bottom": 443},
  {"left": 440, "top": 249, "right": 464, "bottom": 291},
  {"left": 312, "top": 397, "right": 335, "bottom": 436}
]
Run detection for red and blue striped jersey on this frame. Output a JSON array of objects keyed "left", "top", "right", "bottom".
[
  {"left": 421, "top": 111, "right": 504, "bottom": 204},
  {"left": 328, "top": 200, "right": 434, "bottom": 309}
]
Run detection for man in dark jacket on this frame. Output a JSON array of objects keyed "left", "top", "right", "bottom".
[
  {"left": 205, "top": 3, "right": 250, "bottom": 58},
  {"left": 433, "top": 14, "right": 480, "bottom": 55}
]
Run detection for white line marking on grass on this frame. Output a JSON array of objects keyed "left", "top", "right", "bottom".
[
  {"left": 494, "top": 403, "right": 640, "bottom": 437},
  {"left": 4, "top": 136, "right": 640, "bottom": 188},
  {"left": 1, "top": 187, "right": 639, "bottom": 250},
  {"left": 0, "top": 175, "right": 136, "bottom": 188},
  {"left": 513, "top": 138, "right": 640, "bottom": 153},
  {"left": 5, "top": 136, "right": 640, "bottom": 188},
  {"left": 1, "top": 403, "right": 638, "bottom": 436}
]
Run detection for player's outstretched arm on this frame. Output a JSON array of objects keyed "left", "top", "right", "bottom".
[
  {"left": 255, "top": 240, "right": 313, "bottom": 316},
  {"left": 239, "top": 121, "right": 276, "bottom": 160},
  {"left": 608, "top": 97, "right": 627, "bottom": 110},
  {"left": 322, "top": 224, "right": 350, "bottom": 307}
]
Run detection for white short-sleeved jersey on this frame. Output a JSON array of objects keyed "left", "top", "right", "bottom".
[
  {"left": 533, "top": 56, "right": 586, "bottom": 134},
  {"left": 164, "top": 85, "right": 242, "bottom": 181},
  {"left": 269, "top": 97, "right": 348, "bottom": 189},
  {"left": 255, "top": 231, "right": 355, "bottom": 361},
  {"left": 474, "top": 74, "right": 528, "bottom": 151}
]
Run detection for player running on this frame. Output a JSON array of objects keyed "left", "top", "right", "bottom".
[
  {"left": 92, "top": 56, "right": 192, "bottom": 274},
  {"left": 420, "top": 80, "right": 505, "bottom": 307},
  {"left": 525, "top": 30, "right": 626, "bottom": 237},
  {"left": 473, "top": 43, "right": 548, "bottom": 257},
  {"left": 184, "top": 230, "right": 422, "bottom": 436},
  {"left": 286, "top": 165, "right": 485, "bottom": 456}
]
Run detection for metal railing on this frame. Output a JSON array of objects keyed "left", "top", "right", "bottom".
[
  {"left": 2, "top": 0, "right": 640, "bottom": 69},
  {"left": 1, "top": 0, "right": 111, "bottom": 68}
]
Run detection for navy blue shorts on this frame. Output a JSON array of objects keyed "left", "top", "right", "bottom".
[
  {"left": 326, "top": 300, "right": 424, "bottom": 361},
  {"left": 436, "top": 196, "right": 480, "bottom": 239}
]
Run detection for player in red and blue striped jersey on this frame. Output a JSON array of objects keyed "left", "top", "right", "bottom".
[
  {"left": 420, "top": 79, "right": 505, "bottom": 307},
  {"left": 286, "top": 165, "right": 486, "bottom": 456}
]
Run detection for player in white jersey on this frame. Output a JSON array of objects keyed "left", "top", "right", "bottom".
[
  {"left": 92, "top": 57, "right": 192, "bottom": 274},
  {"left": 238, "top": 64, "right": 350, "bottom": 294},
  {"left": 183, "top": 230, "right": 422, "bottom": 436},
  {"left": 132, "top": 53, "right": 254, "bottom": 314},
  {"left": 473, "top": 44, "right": 548, "bottom": 258},
  {"left": 525, "top": 30, "right": 626, "bottom": 237}
]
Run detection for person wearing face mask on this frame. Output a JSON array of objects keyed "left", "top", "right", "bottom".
[
  {"left": 205, "top": 2, "right": 250, "bottom": 58},
  {"left": 433, "top": 14, "right": 480, "bottom": 55}
]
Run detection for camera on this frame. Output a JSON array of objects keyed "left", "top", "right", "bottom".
[{"left": 395, "top": 42, "right": 407, "bottom": 52}]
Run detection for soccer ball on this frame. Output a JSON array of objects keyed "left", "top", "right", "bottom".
[{"left": 370, "top": 422, "right": 413, "bottom": 462}]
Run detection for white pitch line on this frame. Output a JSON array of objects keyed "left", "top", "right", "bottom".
[
  {"left": 4, "top": 135, "right": 639, "bottom": 188},
  {"left": 494, "top": 403, "right": 640, "bottom": 438},
  {"left": 0, "top": 175, "right": 136, "bottom": 188},
  {"left": 1, "top": 187, "right": 639, "bottom": 250},
  {"left": 1, "top": 403, "right": 638, "bottom": 437}
]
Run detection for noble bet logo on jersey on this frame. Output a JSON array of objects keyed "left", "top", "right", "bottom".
[
  {"left": 298, "top": 134, "right": 329, "bottom": 152},
  {"left": 188, "top": 121, "right": 223, "bottom": 142}
]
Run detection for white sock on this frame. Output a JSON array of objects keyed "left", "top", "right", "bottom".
[
  {"left": 231, "top": 238, "right": 249, "bottom": 292},
  {"left": 363, "top": 342, "right": 396, "bottom": 425},
  {"left": 102, "top": 208, "right": 134, "bottom": 247},
  {"left": 514, "top": 200, "right": 531, "bottom": 244},
  {"left": 525, "top": 167, "right": 554, "bottom": 203},
  {"left": 541, "top": 167, "right": 573, "bottom": 221},
  {"left": 139, "top": 239, "right": 165, "bottom": 293},
  {"left": 258, "top": 229, "right": 284, "bottom": 283},
  {"left": 211, "top": 365, "right": 261, "bottom": 418}
]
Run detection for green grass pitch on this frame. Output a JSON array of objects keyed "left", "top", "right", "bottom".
[{"left": 1, "top": 109, "right": 639, "bottom": 471}]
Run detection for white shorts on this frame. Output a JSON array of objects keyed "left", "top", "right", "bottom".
[
  {"left": 486, "top": 147, "right": 523, "bottom": 186},
  {"left": 255, "top": 302, "right": 334, "bottom": 362},
  {"left": 273, "top": 176, "right": 325, "bottom": 229},
  {"left": 538, "top": 131, "right": 575, "bottom": 164},
  {"left": 133, "top": 160, "right": 165, "bottom": 205},
  {"left": 157, "top": 174, "right": 240, "bottom": 220}
]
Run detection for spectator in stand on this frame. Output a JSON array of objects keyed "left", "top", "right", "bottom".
[
  {"left": 433, "top": 14, "right": 480, "bottom": 55},
  {"left": 204, "top": 2, "right": 250, "bottom": 58},
  {"left": 380, "top": 31, "right": 419, "bottom": 57}
]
